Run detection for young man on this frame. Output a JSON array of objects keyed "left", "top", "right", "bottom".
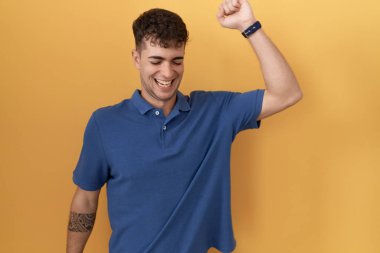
[{"left": 66, "top": 0, "right": 302, "bottom": 252}]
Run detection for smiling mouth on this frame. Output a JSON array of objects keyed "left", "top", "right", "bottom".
[{"left": 155, "top": 78, "right": 173, "bottom": 87}]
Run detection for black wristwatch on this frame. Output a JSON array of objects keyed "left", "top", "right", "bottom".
[{"left": 241, "top": 21, "right": 262, "bottom": 38}]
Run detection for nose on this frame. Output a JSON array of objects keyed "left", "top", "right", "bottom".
[{"left": 160, "top": 62, "right": 174, "bottom": 78}]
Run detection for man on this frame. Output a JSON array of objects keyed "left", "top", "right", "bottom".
[{"left": 66, "top": 0, "right": 302, "bottom": 252}]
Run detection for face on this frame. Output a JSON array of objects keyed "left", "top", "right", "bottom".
[{"left": 132, "top": 39, "right": 185, "bottom": 109}]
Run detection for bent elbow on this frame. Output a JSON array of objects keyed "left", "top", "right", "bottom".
[
  {"left": 294, "top": 90, "right": 303, "bottom": 103},
  {"left": 286, "top": 89, "right": 303, "bottom": 107}
]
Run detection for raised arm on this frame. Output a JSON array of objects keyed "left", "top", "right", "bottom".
[
  {"left": 66, "top": 187, "right": 100, "bottom": 253},
  {"left": 216, "top": 0, "right": 302, "bottom": 120}
]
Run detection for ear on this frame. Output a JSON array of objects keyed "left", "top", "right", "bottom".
[{"left": 131, "top": 49, "right": 141, "bottom": 69}]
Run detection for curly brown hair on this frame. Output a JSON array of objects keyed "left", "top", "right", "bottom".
[{"left": 132, "top": 8, "right": 189, "bottom": 50}]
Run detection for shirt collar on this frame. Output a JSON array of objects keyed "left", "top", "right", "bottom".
[
  {"left": 131, "top": 89, "right": 190, "bottom": 115},
  {"left": 177, "top": 91, "right": 191, "bottom": 112}
]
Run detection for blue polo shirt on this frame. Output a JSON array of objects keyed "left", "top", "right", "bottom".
[{"left": 73, "top": 89, "right": 264, "bottom": 253}]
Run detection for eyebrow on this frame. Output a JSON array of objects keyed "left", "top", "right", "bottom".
[{"left": 148, "top": 56, "right": 184, "bottom": 60}]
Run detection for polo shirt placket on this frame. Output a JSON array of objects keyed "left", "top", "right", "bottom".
[{"left": 142, "top": 92, "right": 191, "bottom": 149}]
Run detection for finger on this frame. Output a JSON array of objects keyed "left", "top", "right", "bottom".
[
  {"left": 222, "top": 3, "right": 230, "bottom": 16},
  {"left": 226, "top": 0, "right": 239, "bottom": 13},
  {"left": 222, "top": 1, "right": 236, "bottom": 16},
  {"left": 216, "top": 5, "right": 225, "bottom": 20},
  {"left": 232, "top": 0, "right": 241, "bottom": 8}
]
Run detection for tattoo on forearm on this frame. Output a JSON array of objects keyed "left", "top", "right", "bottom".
[{"left": 68, "top": 212, "right": 96, "bottom": 232}]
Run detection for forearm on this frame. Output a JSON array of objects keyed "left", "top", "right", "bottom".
[
  {"left": 66, "top": 188, "right": 100, "bottom": 253},
  {"left": 67, "top": 211, "right": 96, "bottom": 253}
]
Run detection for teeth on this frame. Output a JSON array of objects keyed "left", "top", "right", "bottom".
[{"left": 155, "top": 79, "right": 173, "bottom": 87}]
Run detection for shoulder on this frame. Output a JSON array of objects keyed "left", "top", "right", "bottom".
[
  {"left": 188, "top": 90, "right": 254, "bottom": 109},
  {"left": 92, "top": 99, "right": 130, "bottom": 122},
  {"left": 188, "top": 90, "right": 234, "bottom": 98},
  {"left": 188, "top": 90, "right": 235, "bottom": 104}
]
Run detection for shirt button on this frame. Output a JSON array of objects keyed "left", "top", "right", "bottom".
[
  {"left": 163, "top": 125, "right": 167, "bottom": 131},
  {"left": 155, "top": 111, "right": 160, "bottom": 116}
]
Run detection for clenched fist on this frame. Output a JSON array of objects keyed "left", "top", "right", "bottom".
[{"left": 216, "top": 0, "right": 257, "bottom": 32}]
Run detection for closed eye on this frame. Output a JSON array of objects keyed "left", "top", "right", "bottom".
[{"left": 172, "top": 60, "right": 183, "bottom": 65}]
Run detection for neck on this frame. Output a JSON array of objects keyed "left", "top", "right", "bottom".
[
  {"left": 160, "top": 99, "right": 176, "bottom": 117},
  {"left": 140, "top": 90, "right": 176, "bottom": 117}
]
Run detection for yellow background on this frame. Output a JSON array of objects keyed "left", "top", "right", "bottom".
[{"left": 1, "top": 0, "right": 379, "bottom": 252}]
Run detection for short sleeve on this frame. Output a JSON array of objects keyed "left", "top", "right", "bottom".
[
  {"left": 73, "top": 113, "right": 109, "bottom": 190},
  {"left": 224, "top": 89, "right": 265, "bottom": 135}
]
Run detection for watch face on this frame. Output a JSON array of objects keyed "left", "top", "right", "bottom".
[{"left": 242, "top": 21, "right": 261, "bottom": 38}]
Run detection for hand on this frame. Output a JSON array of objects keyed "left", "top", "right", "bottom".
[{"left": 216, "top": 0, "right": 257, "bottom": 32}]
